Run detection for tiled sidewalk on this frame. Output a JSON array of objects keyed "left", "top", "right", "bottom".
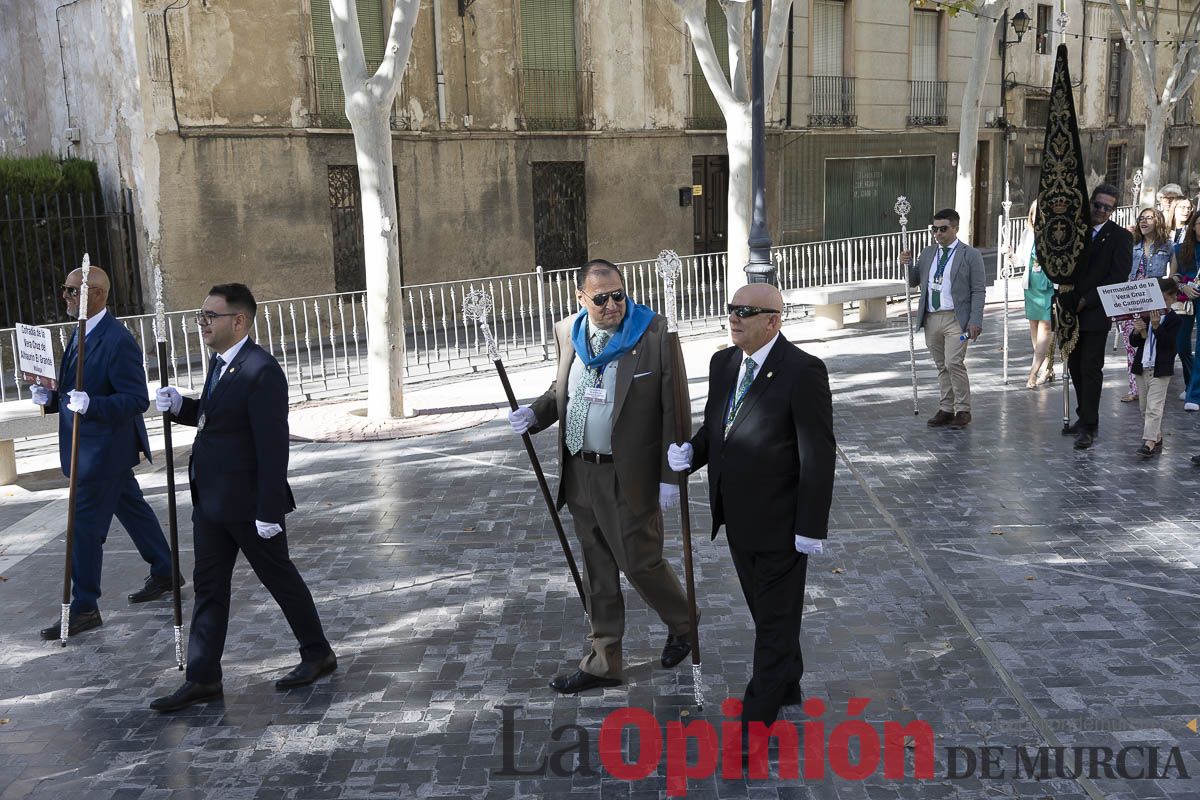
[{"left": 1, "top": 308, "right": 1199, "bottom": 799}]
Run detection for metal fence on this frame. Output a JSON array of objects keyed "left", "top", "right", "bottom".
[
  {"left": 809, "top": 76, "right": 856, "bottom": 127},
  {"left": 999, "top": 205, "right": 1136, "bottom": 278},
  {"left": 0, "top": 205, "right": 1136, "bottom": 403},
  {"left": 0, "top": 189, "right": 142, "bottom": 327},
  {"left": 907, "top": 80, "right": 948, "bottom": 126}
]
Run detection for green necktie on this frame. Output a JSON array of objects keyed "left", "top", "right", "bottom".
[
  {"left": 931, "top": 246, "right": 952, "bottom": 311},
  {"left": 565, "top": 329, "right": 611, "bottom": 455},
  {"left": 724, "top": 357, "right": 757, "bottom": 436}
]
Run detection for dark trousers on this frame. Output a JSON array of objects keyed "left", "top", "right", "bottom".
[
  {"left": 185, "top": 514, "right": 331, "bottom": 684},
  {"left": 1068, "top": 327, "right": 1110, "bottom": 430},
  {"left": 727, "top": 537, "right": 808, "bottom": 726},
  {"left": 71, "top": 470, "right": 172, "bottom": 613}
]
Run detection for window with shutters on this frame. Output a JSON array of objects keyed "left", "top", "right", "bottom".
[
  {"left": 1024, "top": 96, "right": 1049, "bottom": 128},
  {"left": 688, "top": 0, "right": 730, "bottom": 129},
  {"left": 1106, "top": 36, "right": 1127, "bottom": 124},
  {"left": 1035, "top": 4, "right": 1052, "bottom": 55},
  {"left": 518, "top": 0, "right": 591, "bottom": 130},
  {"left": 908, "top": 10, "right": 946, "bottom": 126},
  {"left": 809, "top": 1, "right": 854, "bottom": 126},
  {"left": 310, "top": 0, "right": 388, "bottom": 128}
]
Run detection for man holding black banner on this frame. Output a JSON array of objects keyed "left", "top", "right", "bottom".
[{"left": 1063, "top": 184, "right": 1133, "bottom": 450}]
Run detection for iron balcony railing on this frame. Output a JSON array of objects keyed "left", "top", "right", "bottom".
[
  {"left": 311, "top": 55, "right": 412, "bottom": 130},
  {"left": 809, "top": 76, "right": 856, "bottom": 127},
  {"left": 907, "top": 80, "right": 948, "bottom": 126},
  {"left": 0, "top": 205, "right": 1136, "bottom": 403},
  {"left": 517, "top": 68, "right": 593, "bottom": 131}
]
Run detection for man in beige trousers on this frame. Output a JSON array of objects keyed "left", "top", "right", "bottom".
[
  {"left": 902, "top": 208, "right": 986, "bottom": 429},
  {"left": 508, "top": 259, "right": 694, "bottom": 694}
]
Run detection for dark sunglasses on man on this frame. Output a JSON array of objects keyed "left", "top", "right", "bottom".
[
  {"left": 586, "top": 289, "right": 626, "bottom": 306},
  {"left": 60, "top": 285, "right": 95, "bottom": 297},
  {"left": 930, "top": 224, "right": 952, "bottom": 233},
  {"left": 1092, "top": 201, "right": 1115, "bottom": 213},
  {"left": 727, "top": 304, "right": 781, "bottom": 318}
]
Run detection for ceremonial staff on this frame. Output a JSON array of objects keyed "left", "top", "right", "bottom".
[
  {"left": 654, "top": 249, "right": 704, "bottom": 709},
  {"left": 154, "top": 267, "right": 185, "bottom": 669},
  {"left": 894, "top": 197, "right": 919, "bottom": 415},
  {"left": 60, "top": 254, "right": 91, "bottom": 645},
  {"left": 1001, "top": 184, "right": 1013, "bottom": 385},
  {"left": 461, "top": 290, "right": 587, "bottom": 613}
]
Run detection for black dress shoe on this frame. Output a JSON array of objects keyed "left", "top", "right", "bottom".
[
  {"left": 1192, "top": 454, "right": 1200, "bottom": 466},
  {"left": 661, "top": 633, "right": 692, "bottom": 668},
  {"left": 128, "top": 573, "right": 185, "bottom": 604},
  {"left": 548, "top": 669, "right": 621, "bottom": 694},
  {"left": 150, "top": 680, "right": 223, "bottom": 712},
  {"left": 275, "top": 651, "right": 337, "bottom": 689},
  {"left": 1073, "top": 430, "right": 1094, "bottom": 450},
  {"left": 39, "top": 609, "right": 102, "bottom": 640}
]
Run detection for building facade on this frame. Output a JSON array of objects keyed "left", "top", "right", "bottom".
[{"left": 1, "top": 0, "right": 1192, "bottom": 306}]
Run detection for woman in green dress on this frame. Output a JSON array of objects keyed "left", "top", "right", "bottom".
[{"left": 1016, "top": 199, "right": 1055, "bottom": 388}]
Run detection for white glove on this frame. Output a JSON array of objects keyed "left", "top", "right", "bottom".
[
  {"left": 508, "top": 406, "right": 536, "bottom": 435},
  {"left": 794, "top": 535, "right": 823, "bottom": 555},
  {"left": 255, "top": 520, "right": 283, "bottom": 539},
  {"left": 667, "top": 442, "right": 693, "bottom": 472},
  {"left": 30, "top": 385, "right": 51, "bottom": 406},
  {"left": 659, "top": 482, "right": 679, "bottom": 511},
  {"left": 66, "top": 390, "right": 90, "bottom": 415},
  {"left": 156, "top": 386, "right": 183, "bottom": 415}
]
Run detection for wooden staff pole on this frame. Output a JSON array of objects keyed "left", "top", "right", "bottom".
[
  {"left": 60, "top": 255, "right": 91, "bottom": 645},
  {"left": 154, "top": 267, "right": 184, "bottom": 668}
]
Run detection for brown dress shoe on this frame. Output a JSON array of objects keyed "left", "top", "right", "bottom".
[
  {"left": 926, "top": 410, "right": 954, "bottom": 427},
  {"left": 948, "top": 411, "right": 972, "bottom": 429}
]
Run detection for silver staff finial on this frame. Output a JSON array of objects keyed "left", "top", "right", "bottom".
[
  {"left": 78, "top": 253, "right": 91, "bottom": 322},
  {"left": 655, "top": 249, "right": 683, "bottom": 333},
  {"left": 894, "top": 196, "right": 911, "bottom": 229},
  {"left": 154, "top": 266, "right": 167, "bottom": 343},
  {"left": 462, "top": 289, "right": 499, "bottom": 361}
]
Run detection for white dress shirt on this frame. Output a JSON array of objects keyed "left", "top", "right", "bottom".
[
  {"left": 926, "top": 242, "right": 958, "bottom": 312},
  {"left": 214, "top": 335, "right": 249, "bottom": 382},
  {"left": 565, "top": 321, "right": 619, "bottom": 454}
]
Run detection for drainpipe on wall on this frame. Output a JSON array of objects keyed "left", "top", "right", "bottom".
[
  {"left": 431, "top": 0, "right": 448, "bottom": 126},
  {"left": 785, "top": 8, "right": 793, "bottom": 128}
]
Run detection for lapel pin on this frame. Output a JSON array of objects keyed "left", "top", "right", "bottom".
[
  {"left": 767, "top": 372, "right": 773, "bottom": 378},
  {"left": 228, "top": 367, "right": 236, "bottom": 374}
]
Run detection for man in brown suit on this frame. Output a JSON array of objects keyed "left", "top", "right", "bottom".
[{"left": 508, "top": 259, "right": 694, "bottom": 694}]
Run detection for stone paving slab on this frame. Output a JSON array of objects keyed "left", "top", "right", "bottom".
[{"left": 1, "top": 307, "right": 1198, "bottom": 798}]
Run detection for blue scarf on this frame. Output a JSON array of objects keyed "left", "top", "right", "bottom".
[{"left": 570, "top": 301, "right": 655, "bottom": 369}]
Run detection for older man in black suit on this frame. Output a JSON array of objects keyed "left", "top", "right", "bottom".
[
  {"left": 149, "top": 284, "right": 335, "bottom": 712},
  {"left": 1063, "top": 184, "right": 1134, "bottom": 449},
  {"left": 668, "top": 283, "right": 836, "bottom": 735}
]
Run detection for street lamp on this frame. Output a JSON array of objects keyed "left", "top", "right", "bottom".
[
  {"left": 997, "top": 9, "right": 1028, "bottom": 245},
  {"left": 744, "top": 0, "right": 774, "bottom": 285}
]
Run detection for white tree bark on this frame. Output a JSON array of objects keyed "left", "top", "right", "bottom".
[
  {"left": 954, "top": 0, "right": 1007, "bottom": 245},
  {"left": 678, "top": 0, "right": 793, "bottom": 296},
  {"left": 1108, "top": 0, "right": 1200, "bottom": 206},
  {"left": 329, "top": 0, "right": 419, "bottom": 419}
]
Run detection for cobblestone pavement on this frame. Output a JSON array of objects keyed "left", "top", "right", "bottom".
[{"left": 1, "top": 307, "right": 1199, "bottom": 799}]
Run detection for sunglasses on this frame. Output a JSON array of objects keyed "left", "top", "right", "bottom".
[
  {"left": 1092, "top": 201, "right": 1115, "bottom": 212},
  {"left": 727, "top": 304, "right": 781, "bottom": 318},
  {"left": 60, "top": 285, "right": 95, "bottom": 297},
  {"left": 585, "top": 289, "right": 626, "bottom": 306},
  {"left": 930, "top": 224, "right": 953, "bottom": 233}
]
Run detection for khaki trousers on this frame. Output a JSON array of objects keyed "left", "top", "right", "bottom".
[
  {"left": 924, "top": 310, "right": 972, "bottom": 413},
  {"left": 564, "top": 457, "right": 691, "bottom": 679},
  {"left": 1135, "top": 373, "right": 1170, "bottom": 442}
]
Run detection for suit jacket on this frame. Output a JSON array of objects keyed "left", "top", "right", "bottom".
[
  {"left": 908, "top": 239, "right": 987, "bottom": 332},
  {"left": 689, "top": 336, "right": 836, "bottom": 551},
  {"left": 529, "top": 313, "right": 684, "bottom": 516},
  {"left": 175, "top": 340, "right": 296, "bottom": 524},
  {"left": 1129, "top": 311, "right": 1182, "bottom": 378},
  {"left": 1076, "top": 220, "right": 1134, "bottom": 331},
  {"left": 46, "top": 311, "right": 152, "bottom": 483}
]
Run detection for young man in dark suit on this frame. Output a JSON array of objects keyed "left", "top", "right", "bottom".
[
  {"left": 667, "top": 283, "right": 836, "bottom": 734},
  {"left": 1063, "top": 184, "right": 1134, "bottom": 449},
  {"left": 149, "top": 284, "right": 335, "bottom": 712},
  {"left": 32, "top": 266, "right": 176, "bottom": 639}
]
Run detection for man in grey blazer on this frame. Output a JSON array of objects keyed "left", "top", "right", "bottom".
[
  {"left": 507, "top": 259, "right": 694, "bottom": 694},
  {"left": 902, "top": 208, "right": 987, "bottom": 429}
]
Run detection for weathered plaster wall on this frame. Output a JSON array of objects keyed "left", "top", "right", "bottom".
[
  {"left": 156, "top": 130, "right": 712, "bottom": 303},
  {"left": 0, "top": 1, "right": 56, "bottom": 155}
]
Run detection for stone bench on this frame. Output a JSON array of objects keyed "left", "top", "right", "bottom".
[
  {"left": 0, "top": 402, "right": 57, "bottom": 484},
  {"left": 782, "top": 279, "right": 908, "bottom": 330}
]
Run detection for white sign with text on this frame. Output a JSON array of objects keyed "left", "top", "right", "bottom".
[
  {"left": 1098, "top": 279, "right": 1168, "bottom": 320},
  {"left": 15, "top": 324, "right": 58, "bottom": 389}
]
